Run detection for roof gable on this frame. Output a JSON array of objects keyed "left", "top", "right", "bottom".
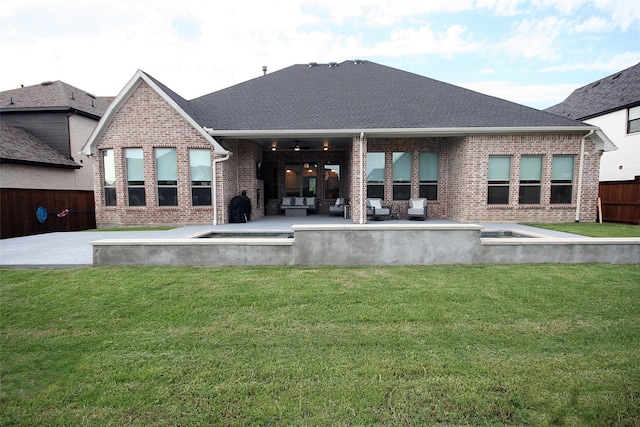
[
  {"left": 0, "top": 81, "right": 113, "bottom": 118},
  {"left": 80, "top": 70, "right": 229, "bottom": 156},
  {"left": 545, "top": 62, "right": 640, "bottom": 120},
  {"left": 190, "top": 60, "right": 588, "bottom": 132}
]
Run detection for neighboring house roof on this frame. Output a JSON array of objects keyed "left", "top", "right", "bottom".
[
  {"left": 81, "top": 70, "right": 229, "bottom": 156},
  {"left": 545, "top": 62, "right": 640, "bottom": 120},
  {"left": 190, "top": 60, "right": 589, "bottom": 133},
  {"left": 0, "top": 80, "right": 113, "bottom": 118},
  {"left": 0, "top": 124, "right": 80, "bottom": 169}
]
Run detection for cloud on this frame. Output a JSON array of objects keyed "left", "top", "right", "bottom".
[
  {"left": 458, "top": 79, "right": 581, "bottom": 108},
  {"left": 366, "top": 24, "right": 479, "bottom": 57},
  {"left": 500, "top": 16, "right": 565, "bottom": 62},
  {"left": 539, "top": 51, "right": 640, "bottom": 72}
]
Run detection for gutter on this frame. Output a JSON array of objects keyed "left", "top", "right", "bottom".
[
  {"left": 575, "top": 130, "right": 593, "bottom": 222},
  {"left": 212, "top": 153, "right": 231, "bottom": 225},
  {"left": 359, "top": 132, "right": 365, "bottom": 224},
  {"left": 207, "top": 126, "right": 597, "bottom": 139}
]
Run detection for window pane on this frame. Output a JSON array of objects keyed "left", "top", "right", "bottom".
[
  {"left": 551, "top": 185, "right": 572, "bottom": 204},
  {"left": 156, "top": 148, "right": 177, "bottom": 183},
  {"left": 189, "top": 149, "right": 211, "bottom": 183},
  {"left": 519, "top": 186, "right": 541, "bottom": 204},
  {"left": 103, "top": 149, "right": 116, "bottom": 186},
  {"left": 125, "top": 148, "right": 144, "bottom": 183},
  {"left": 629, "top": 106, "right": 640, "bottom": 120},
  {"left": 419, "top": 152, "right": 438, "bottom": 181},
  {"left": 324, "top": 164, "right": 340, "bottom": 199},
  {"left": 552, "top": 156, "right": 574, "bottom": 181},
  {"left": 488, "top": 186, "right": 509, "bottom": 204},
  {"left": 367, "top": 153, "right": 385, "bottom": 183},
  {"left": 192, "top": 188, "right": 212, "bottom": 206},
  {"left": 158, "top": 187, "right": 178, "bottom": 206},
  {"left": 520, "top": 156, "right": 542, "bottom": 181},
  {"left": 104, "top": 188, "right": 116, "bottom": 206},
  {"left": 392, "top": 152, "right": 411, "bottom": 182},
  {"left": 393, "top": 184, "right": 410, "bottom": 200},
  {"left": 367, "top": 184, "right": 384, "bottom": 199},
  {"left": 128, "top": 188, "right": 145, "bottom": 206},
  {"left": 488, "top": 156, "right": 511, "bottom": 182},
  {"left": 419, "top": 185, "right": 437, "bottom": 200}
]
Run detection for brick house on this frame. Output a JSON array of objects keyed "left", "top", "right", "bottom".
[{"left": 81, "top": 60, "right": 615, "bottom": 226}]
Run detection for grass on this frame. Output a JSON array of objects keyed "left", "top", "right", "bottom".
[
  {"left": 1, "top": 265, "right": 639, "bottom": 426},
  {"left": 523, "top": 222, "right": 640, "bottom": 237}
]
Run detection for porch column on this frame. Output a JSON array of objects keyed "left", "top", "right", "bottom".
[{"left": 350, "top": 133, "right": 367, "bottom": 224}]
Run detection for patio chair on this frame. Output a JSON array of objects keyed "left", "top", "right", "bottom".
[
  {"left": 406, "top": 198, "right": 427, "bottom": 220},
  {"left": 329, "top": 198, "right": 346, "bottom": 216},
  {"left": 366, "top": 198, "right": 391, "bottom": 220}
]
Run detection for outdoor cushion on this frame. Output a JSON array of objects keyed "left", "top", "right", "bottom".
[
  {"left": 281, "top": 197, "right": 292, "bottom": 206},
  {"left": 368, "top": 199, "right": 383, "bottom": 209},
  {"left": 294, "top": 197, "right": 305, "bottom": 206},
  {"left": 305, "top": 197, "right": 316, "bottom": 207},
  {"left": 410, "top": 199, "right": 425, "bottom": 209}
]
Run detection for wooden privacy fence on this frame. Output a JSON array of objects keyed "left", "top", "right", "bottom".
[
  {"left": 599, "top": 177, "right": 640, "bottom": 225},
  {"left": 1, "top": 188, "right": 96, "bottom": 239}
]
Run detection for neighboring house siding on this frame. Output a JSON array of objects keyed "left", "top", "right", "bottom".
[
  {"left": 0, "top": 163, "right": 82, "bottom": 190},
  {"left": 69, "top": 114, "right": 100, "bottom": 191},
  {"left": 93, "top": 81, "right": 218, "bottom": 226},
  {"left": 585, "top": 110, "right": 640, "bottom": 181}
]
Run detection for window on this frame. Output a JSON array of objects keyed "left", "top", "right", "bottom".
[
  {"left": 324, "top": 164, "right": 340, "bottom": 199},
  {"left": 488, "top": 156, "right": 511, "bottom": 205},
  {"left": 628, "top": 106, "right": 640, "bottom": 134},
  {"left": 419, "top": 152, "right": 438, "bottom": 200},
  {"left": 519, "top": 155, "right": 542, "bottom": 204},
  {"left": 189, "top": 149, "right": 211, "bottom": 206},
  {"left": 392, "top": 152, "right": 411, "bottom": 200},
  {"left": 156, "top": 148, "right": 178, "bottom": 206},
  {"left": 285, "top": 163, "right": 317, "bottom": 197},
  {"left": 366, "top": 152, "right": 385, "bottom": 199},
  {"left": 102, "top": 149, "right": 116, "bottom": 206},
  {"left": 551, "top": 155, "right": 575, "bottom": 204},
  {"left": 125, "top": 148, "right": 145, "bottom": 206}
]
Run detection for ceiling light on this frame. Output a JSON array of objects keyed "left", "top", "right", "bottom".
[{"left": 294, "top": 144, "right": 300, "bottom": 151}]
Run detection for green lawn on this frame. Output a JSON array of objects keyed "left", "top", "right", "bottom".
[
  {"left": 523, "top": 222, "right": 640, "bottom": 237},
  {"left": 1, "top": 265, "right": 639, "bottom": 426}
]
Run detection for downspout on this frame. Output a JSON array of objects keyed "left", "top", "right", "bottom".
[
  {"left": 212, "top": 153, "right": 231, "bottom": 225},
  {"left": 575, "top": 130, "right": 593, "bottom": 223},
  {"left": 359, "top": 132, "right": 365, "bottom": 224}
]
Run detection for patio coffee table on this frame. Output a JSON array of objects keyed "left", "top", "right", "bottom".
[{"left": 284, "top": 207, "right": 307, "bottom": 216}]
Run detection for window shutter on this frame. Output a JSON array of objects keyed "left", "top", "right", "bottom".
[
  {"left": 419, "top": 152, "right": 438, "bottom": 181},
  {"left": 552, "top": 156, "right": 574, "bottom": 181},
  {"left": 156, "top": 148, "right": 177, "bottom": 182},
  {"left": 392, "top": 152, "right": 411, "bottom": 182},
  {"left": 520, "top": 156, "right": 542, "bottom": 181},
  {"left": 488, "top": 157, "right": 511, "bottom": 181}
]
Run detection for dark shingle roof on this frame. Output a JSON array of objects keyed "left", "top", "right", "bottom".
[
  {"left": 545, "top": 62, "right": 640, "bottom": 120},
  {"left": 1, "top": 81, "right": 113, "bottom": 118},
  {"left": 187, "top": 60, "right": 586, "bottom": 130},
  {"left": 0, "top": 124, "right": 80, "bottom": 168}
]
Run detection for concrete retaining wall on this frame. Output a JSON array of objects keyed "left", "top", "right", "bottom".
[{"left": 92, "top": 224, "right": 640, "bottom": 266}]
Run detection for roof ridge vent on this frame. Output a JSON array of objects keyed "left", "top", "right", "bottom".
[
  {"left": 352, "top": 59, "right": 364, "bottom": 64},
  {"left": 308, "top": 62, "right": 318, "bottom": 67},
  {"left": 41, "top": 81, "right": 53, "bottom": 86},
  {"left": 327, "top": 62, "right": 338, "bottom": 67}
]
